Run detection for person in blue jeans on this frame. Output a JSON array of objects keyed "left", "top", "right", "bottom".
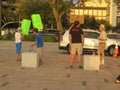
[
  {"left": 30, "top": 28, "right": 43, "bottom": 65},
  {"left": 15, "top": 28, "right": 23, "bottom": 61}
]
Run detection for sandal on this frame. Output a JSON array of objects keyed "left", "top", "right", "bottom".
[{"left": 16, "top": 58, "right": 21, "bottom": 61}]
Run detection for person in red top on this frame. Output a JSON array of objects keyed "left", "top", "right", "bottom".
[{"left": 69, "top": 21, "right": 84, "bottom": 68}]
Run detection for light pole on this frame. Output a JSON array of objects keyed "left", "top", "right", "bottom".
[{"left": 0, "top": 0, "right": 1, "bottom": 35}]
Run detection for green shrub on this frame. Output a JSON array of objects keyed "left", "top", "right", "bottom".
[
  {"left": 0, "top": 33, "right": 15, "bottom": 41},
  {"left": 23, "top": 35, "right": 35, "bottom": 41},
  {"left": 0, "top": 33, "right": 57, "bottom": 42},
  {"left": 43, "top": 35, "right": 57, "bottom": 42}
]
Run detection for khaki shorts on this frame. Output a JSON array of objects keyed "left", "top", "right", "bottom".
[
  {"left": 70, "top": 43, "right": 82, "bottom": 54},
  {"left": 37, "top": 47, "right": 43, "bottom": 60},
  {"left": 98, "top": 43, "right": 106, "bottom": 53}
]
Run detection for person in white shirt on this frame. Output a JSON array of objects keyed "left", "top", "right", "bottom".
[{"left": 15, "top": 28, "right": 23, "bottom": 61}]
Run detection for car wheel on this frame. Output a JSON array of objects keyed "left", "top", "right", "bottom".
[
  {"left": 108, "top": 46, "right": 115, "bottom": 56},
  {"left": 67, "top": 44, "right": 70, "bottom": 54}
]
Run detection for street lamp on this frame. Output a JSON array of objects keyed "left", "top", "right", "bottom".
[{"left": 0, "top": 0, "right": 1, "bottom": 35}]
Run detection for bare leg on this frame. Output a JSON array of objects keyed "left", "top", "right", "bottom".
[
  {"left": 101, "top": 52, "right": 105, "bottom": 64},
  {"left": 78, "top": 54, "right": 82, "bottom": 66},
  {"left": 97, "top": 51, "right": 102, "bottom": 64},
  {"left": 70, "top": 54, "right": 75, "bottom": 66},
  {"left": 16, "top": 54, "right": 21, "bottom": 60}
]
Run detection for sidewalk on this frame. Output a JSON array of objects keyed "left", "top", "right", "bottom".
[{"left": 0, "top": 41, "right": 120, "bottom": 90}]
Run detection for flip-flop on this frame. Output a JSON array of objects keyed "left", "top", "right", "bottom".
[{"left": 16, "top": 58, "right": 21, "bottom": 61}]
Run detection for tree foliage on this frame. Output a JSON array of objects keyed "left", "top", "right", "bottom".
[{"left": 16, "top": 0, "right": 56, "bottom": 29}]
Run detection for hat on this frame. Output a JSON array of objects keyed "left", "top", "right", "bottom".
[{"left": 17, "top": 27, "right": 21, "bottom": 31}]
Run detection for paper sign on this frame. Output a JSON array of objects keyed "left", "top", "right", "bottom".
[
  {"left": 31, "top": 14, "right": 43, "bottom": 31},
  {"left": 21, "top": 19, "right": 31, "bottom": 35},
  {"left": 70, "top": 15, "right": 84, "bottom": 24}
]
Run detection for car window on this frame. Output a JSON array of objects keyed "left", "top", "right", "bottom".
[
  {"left": 45, "top": 29, "right": 59, "bottom": 34},
  {"left": 107, "top": 34, "right": 116, "bottom": 39},
  {"left": 1, "top": 22, "right": 33, "bottom": 30},
  {"left": 2, "top": 22, "right": 20, "bottom": 29},
  {"left": 107, "top": 34, "right": 120, "bottom": 39},
  {"left": 83, "top": 31, "right": 99, "bottom": 39},
  {"left": 116, "top": 35, "right": 120, "bottom": 39}
]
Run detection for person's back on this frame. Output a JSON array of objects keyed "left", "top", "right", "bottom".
[
  {"left": 70, "top": 26, "right": 83, "bottom": 43},
  {"left": 69, "top": 20, "right": 84, "bottom": 69}
]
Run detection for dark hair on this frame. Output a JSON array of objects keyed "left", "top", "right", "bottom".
[
  {"left": 33, "top": 28, "right": 38, "bottom": 33},
  {"left": 73, "top": 20, "right": 80, "bottom": 26}
]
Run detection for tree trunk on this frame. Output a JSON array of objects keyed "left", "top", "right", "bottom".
[
  {"left": 52, "top": 6, "right": 64, "bottom": 34},
  {"left": 57, "top": 16, "right": 64, "bottom": 34}
]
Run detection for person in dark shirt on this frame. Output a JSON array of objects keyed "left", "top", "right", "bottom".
[{"left": 69, "top": 21, "right": 84, "bottom": 68}]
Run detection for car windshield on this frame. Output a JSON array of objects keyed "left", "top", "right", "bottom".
[
  {"left": 1, "top": 22, "right": 20, "bottom": 29},
  {"left": 83, "top": 31, "right": 99, "bottom": 39}
]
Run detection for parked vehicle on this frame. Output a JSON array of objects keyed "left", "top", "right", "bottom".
[
  {"left": 43, "top": 29, "right": 60, "bottom": 41},
  {"left": 106, "top": 33, "right": 120, "bottom": 56},
  {"left": 43, "top": 29, "right": 59, "bottom": 35},
  {"left": 59, "top": 29, "right": 120, "bottom": 56},
  {"left": 1, "top": 21, "right": 20, "bottom": 35}
]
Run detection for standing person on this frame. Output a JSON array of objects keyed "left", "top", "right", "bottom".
[
  {"left": 97, "top": 24, "right": 107, "bottom": 65},
  {"left": 69, "top": 21, "right": 84, "bottom": 68},
  {"left": 30, "top": 28, "right": 43, "bottom": 65},
  {"left": 15, "top": 27, "right": 23, "bottom": 61}
]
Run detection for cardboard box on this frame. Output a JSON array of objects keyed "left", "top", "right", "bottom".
[
  {"left": 70, "top": 15, "right": 84, "bottom": 24},
  {"left": 83, "top": 55, "right": 100, "bottom": 70},
  {"left": 22, "top": 52, "right": 39, "bottom": 68}
]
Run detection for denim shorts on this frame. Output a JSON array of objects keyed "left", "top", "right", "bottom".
[{"left": 16, "top": 42, "right": 22, "bottom": 54}]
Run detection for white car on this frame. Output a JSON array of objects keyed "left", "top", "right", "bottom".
[{"left": 59, "top": 29, "right": 120, "bottom": 56}]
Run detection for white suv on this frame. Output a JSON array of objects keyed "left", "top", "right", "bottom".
[{"left": 59, "top": 29, "right": 120, "bottom": 56}]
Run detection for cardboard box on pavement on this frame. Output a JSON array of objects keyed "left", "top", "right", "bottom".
[
  {"left": 83, "top": 55, "right": 100, "bottom": 70},
  {"left": 22, "top": 52, "right": 39, "bottom": 68}
]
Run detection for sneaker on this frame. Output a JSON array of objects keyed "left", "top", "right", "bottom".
[
  {"left": 79, "top": 66, "right": 83, "bottom": 69},
  {"left": 69, "top": 65, "right": 73, "bottom": 69},
  {"left": 39, "top": 59, "right": 43, "bottom": 65}
]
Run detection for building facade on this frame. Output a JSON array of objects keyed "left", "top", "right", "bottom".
[{"left": 70, "top": 0, "right": 119, "bottom": 27}]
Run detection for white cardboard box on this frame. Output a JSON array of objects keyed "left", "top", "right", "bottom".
[
  {"left": 83, "top": 55, "right": 100, "bottom": 70},
  {"left": 22, "top": 52, "right": 39, "bottom": 68}
]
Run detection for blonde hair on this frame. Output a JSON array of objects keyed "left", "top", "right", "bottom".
[
  {"left": 99, "top": 24, "right": 105, "bottom": 30},
  {"left": 17, "top": 27, "right": 21, "bottom": 31}
]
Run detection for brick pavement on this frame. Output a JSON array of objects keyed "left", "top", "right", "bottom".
[{"left": 0, "top": 41, "right": 120, "bottom": 90}]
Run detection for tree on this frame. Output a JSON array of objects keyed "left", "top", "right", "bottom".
[
  {"left": 44, "top": 0, "right": 73, "bottom": 34},
  {"left": 16, "top": 0, "right": 56, "bottom": 29},
  {"left": 44, "top": 0, "right": 91, "bottom": 34}
]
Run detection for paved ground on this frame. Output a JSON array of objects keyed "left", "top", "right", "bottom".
[{"left": 0, "top": 41, "right": 120, "bottom": 90}]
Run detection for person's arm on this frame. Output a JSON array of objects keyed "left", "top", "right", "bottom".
[
  {"left": 30, "top": 36, "right": 38, "bottom": 47},
  {"left": 20, "top": 33, "right": 24, "bottom": 40},
  {"left": 68, "top": 24, "right": 74, "bottom": 31},
  {"left": 81, "top": 34, "right": 84, "bottom": 45},
  {"left": 69, "top": 34, "right": 72, "bottom": 44},
  {"left": 30, "top": 41, "right": 37, "bottom": 47}
]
